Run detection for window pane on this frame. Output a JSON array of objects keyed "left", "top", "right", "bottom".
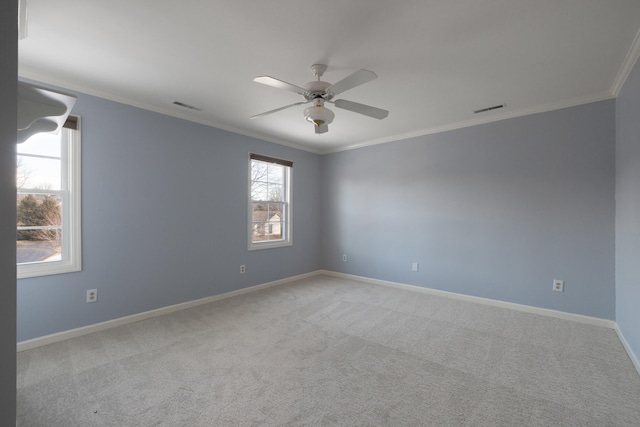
[
  {"left": 251, "top": 181, "right": 268, "bottom": 201},
  {"left": 16, "top": 193, "right": 63, "bottom": 265},
  {"left": 17, "top": 238, "right": 61, "bottom": 264},
  {"left": 252, "top": 202, "right": 268, "bottom": 241},
  {"left": 252, "top": 202, "right": 285, "bottom": 242},
  {"left": 17, "top": 132, "right": 61, "bottom": 157},
  {"left": 267, "top": 203, "right": 284, "bottom": 240},
  {"left": 249, "top": 156, "right": 290, "bottom": 248},
  {"left": 268, "top": 202, "right": 284, "bottom": 217},
  {"left": 17, "top": 155, "right": 61, "bottom": 190},
  {"left": 251, "top": 161, "right": 268, "bottom": 183},
  {"left": 267, "top": 164, "right": 284, "bottom": 185},
  {"left": 17, "top": 193, "right": 62, "bottom": 227},
  {"left": 252, "top": 202, "right": 268, "bottom": 213},
  {"left": 268, "top": 183, "right": 283, "bottom": 202},
  {"left": 250, "top": 160, "right": 267, "bottom": 201}
]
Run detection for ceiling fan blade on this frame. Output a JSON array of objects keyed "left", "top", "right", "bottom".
[
  {"left": 327, "top": 69, "right": 377, "bottom": 96},
  {"left": 253, "top": 76, "right": 307, "bottom": 96},
  {"left": 315, "top": 123, "right": 329, "bottom": 134},
  {"left": 250, "top": 101, "right": 308, "bottom": 119},
  {"left": 333, "top": 99, "right": 389, "bottom": 120}
]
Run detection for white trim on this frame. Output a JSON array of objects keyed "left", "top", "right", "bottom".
[
  {"left": 320, "top": 92, "right": 615, "bottom": 154},
  {"left": 318, "top": 270, "right": 616, "bottom": 329},
  {"left": 614, "top": 324, "right": 640, "bottom": 376},
  {"left": 16, "top": 271, "right": 320, "bottom": 352},
  {"left": 69, "top": 118, "right": 82, "bottom": 274},
  {"left": 18, "top": 269, "right": 625, "bottom": 352},
  {"left": 611, "top": 28, "right": 640, "bottom": 97},
  {"left": 18, "top": 71, "right": 322, "bottom": 154},
  {"left": 18, "top": 0, "right": 28, "bottom": 40},
  {"left": 20, "top": 71, "right": 618, "bottom": 158},
  {"left": 248, "top": 240, "right": 293, "bottom": 251},
  {"left": 247, "top": 154, "right": 292, "bottom": 251},
  {"left": 17, "top": 120, "right": 82, "bottom": 279}
]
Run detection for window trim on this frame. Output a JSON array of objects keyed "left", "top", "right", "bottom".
[
  {"left": 247, "top": 153, "right": 292, "bottom": 251},
  {"left": 17, "top": 117, "right": 82, "bottom": 279}
]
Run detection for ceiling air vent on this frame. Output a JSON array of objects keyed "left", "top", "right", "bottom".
[
  {"left": 172, "top": 101, "right": 202, "bottom": 111},
  {"left": 473, "top": 104, "right": 505, "bottom": 114}
]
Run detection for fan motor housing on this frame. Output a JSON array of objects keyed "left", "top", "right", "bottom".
[{"left": 304, "top": 81, "right": 332, "bottom": 101}]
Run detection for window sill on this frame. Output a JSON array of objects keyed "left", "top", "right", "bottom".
[
  {"left": 248, "top": 240, "right": 292, "bottom": 251},
  {"left": 17, "top": 260, "right": 81, "bottom": 279}
]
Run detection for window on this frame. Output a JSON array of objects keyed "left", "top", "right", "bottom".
[
  {"left": 16, "top": 117, "right": 81, "bottom": 278},
  {"left": 249, "top": 153, "right": 292, "bottom": 250}
]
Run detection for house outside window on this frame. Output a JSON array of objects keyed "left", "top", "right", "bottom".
[
  {"left": 249, "top": 153, "right": 292, "bottom": 250},
  {"left": 16, "top": 117, "right": 81, "bottom": 278}
]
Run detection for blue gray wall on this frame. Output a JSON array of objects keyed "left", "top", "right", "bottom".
[
  {"left": 616, "top": 59, "right": 640, "bottom": 363},
  {"left": 17, "top": 85, "right": 322, "bottom": 341},
  {"left": 16, "top": 77, "right": 633, "bottom": 348},
  {"left": 1, "top": 0, "right": 17, "bottom": 422},
  {"left": 321, "top": 101, "right": 616, "bottom": 319}
]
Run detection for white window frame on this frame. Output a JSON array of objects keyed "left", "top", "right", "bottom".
[
  {"left": 248, "top": 153, "right": 292, "bottom": 251},
  {"left": 17, "top": 118, "right": 82, "bottom": 279}
]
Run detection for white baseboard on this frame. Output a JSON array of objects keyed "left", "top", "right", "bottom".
[
  {"left": 17, "top": 269, "right": 625, "bottom": 356},
  {"left": 16, "top": 270, "right": 321, "bottom": 352},
  {"left": 614, "top": 325, "right": 640, "bottom": 376},
  {"left": 318, "top": 270, "right": 616, "bottom": 329},
  {"left": 319, "top": 270, "right": 640, "bottom": 375}
]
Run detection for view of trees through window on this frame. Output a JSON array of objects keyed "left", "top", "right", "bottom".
[
  {"left": 16, "top": 132, "right": 63, "bottom": 264},
  {"left": 250, "top": 158, "right": 287, "bottom": 243}
]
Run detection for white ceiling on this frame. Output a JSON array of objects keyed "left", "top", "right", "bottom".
[{"left": 18, "top": 0, "right": 640, "bottom": 154}]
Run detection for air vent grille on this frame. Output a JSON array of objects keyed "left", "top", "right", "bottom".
[
  {"left": 473, "top": 104, "right": 505, "bottom": 114},
  {"left": 173, "top": 101, "right": 202, "bottom": 111}
]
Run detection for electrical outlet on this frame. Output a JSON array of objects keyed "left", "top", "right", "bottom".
[
  {"left": 412, "top": 262, "right": 419, "bottom": 272},
  {"left": 86, "top": 289, "right": 97, "bottom": 303},
  {"left": 342, "top": 254, "right": 347, "bottom": 262},
  {"left": 240, "top": 264, "right": 246, "bottom": 274},
  {"left": 553, "top": 280, "right": 564, "bottom": 292}
]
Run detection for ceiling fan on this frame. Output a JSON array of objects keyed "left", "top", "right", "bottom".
[{"left": 250, "top": 64, "right": 389, "bottom": 134}]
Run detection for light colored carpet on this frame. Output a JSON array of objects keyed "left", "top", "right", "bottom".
[{"left": 17, "top": 274, "right": 640, "bottom": 426}]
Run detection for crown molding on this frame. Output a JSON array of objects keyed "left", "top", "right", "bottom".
[
  {"left": 611, "top": 27, "right": 640, "bottom": 97},
  {"left": 20, "top": 68, "right": 618, "bottom": 157},
  {"left": 322, "top": 91, "right": 615, "bottom": 154},
  {"left": 18, "top": 69, "right": 323, "bottom": 155}
]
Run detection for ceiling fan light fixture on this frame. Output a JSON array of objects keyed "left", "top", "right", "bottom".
[{"left": 304, "top": 100, "right": 334, "bottom": 127}]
